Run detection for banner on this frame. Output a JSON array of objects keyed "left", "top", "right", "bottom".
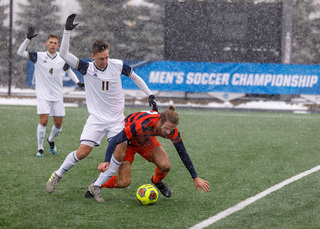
[{"left": 27, "top": 60, "right": 320, "bottom": 95}]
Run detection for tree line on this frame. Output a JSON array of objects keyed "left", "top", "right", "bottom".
[{"left": 0, "top": 0, "right": 319, "bottom": 87}]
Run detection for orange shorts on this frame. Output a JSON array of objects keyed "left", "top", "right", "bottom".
[{"left": 123, "top": 136, "right": 162, "bottom": 164}]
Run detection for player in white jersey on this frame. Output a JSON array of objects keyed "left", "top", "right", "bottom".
[
  {"left": 46, "top": 14, "right": 157, "bottom": 195},
  {"left": 17, "top": 28, "right": 83, "bottom": 157}
]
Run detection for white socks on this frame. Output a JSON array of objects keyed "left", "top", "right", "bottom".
[
  {"left": 56, "top": 151, "right": 79, "bottom": 177},
  {"left": 94, "top": 155, "right": 122, "bottom": 187},
  {"left": 37, "top": 124, "right": 62, "bottom": 150},
  {"left": 48, "top": 125, "right": 62, "bottom": 142},
  {"left": 37, "top": 123, "right": 46, "bottom": 150}
]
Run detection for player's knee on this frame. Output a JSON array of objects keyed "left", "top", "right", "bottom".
[
  {"left": 76, "top": 149, "right": 91, "bottom": 160},
  {"left": 159, "top": 163, "right": 171, "bottom": 174},
  {"left": 117, "top": 177, "right": 131, "bottom": 188},
  {"left": 114, "top": 143, "right": 127, "bottom": 162}
]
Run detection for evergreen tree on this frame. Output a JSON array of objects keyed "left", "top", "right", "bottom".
[
  {"left": 14, "top": 0, "right": 62, "bottom": 87},
  {"left": 292, "top": 0, "right": 320, "bottom": 64},
  {"left": 0, "top": 3, "right": 8, "bottom": 86},
  {"left": 71, "top": 0, "right": 128, "bottom": 59},
  {"left": 71, "top": 0, "right": 163, "bottom": 60}
]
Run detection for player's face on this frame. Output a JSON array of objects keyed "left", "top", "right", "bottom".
[
  {"left": 157, "top": 120, "right": 177, "bottom": 137},
  {"left": 45, "top": 38, "right": 59, "bottom": 54},
  {"left": 92, "top": 49, "right": 109, "bottom": 70}
]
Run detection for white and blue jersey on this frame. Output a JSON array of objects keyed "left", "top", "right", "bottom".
[
  {"left": 28, "top": 51, "right": 71, "bottom": 101},
  {"left": 75, "top": 58, "right": 132, "bottom": 123}
]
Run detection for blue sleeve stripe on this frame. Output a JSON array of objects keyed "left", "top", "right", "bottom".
[
  {"left": 122, "top": 64, "right": 133, "bottom": 77},
  {"left": 28, "top": 52, "right": 37, "bottom": 63}
]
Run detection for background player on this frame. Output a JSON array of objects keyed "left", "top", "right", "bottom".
[
  {"left": 17, "top": 27, "right": 83, "bottom": 157},
  {"left": 86, "top": 105, "right": 210, "bottom": 202},
  {"left": 46, "top": 14, "right": 157, "bottom": 194}
]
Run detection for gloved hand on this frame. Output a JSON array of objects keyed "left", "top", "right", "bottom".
[
  {"left": 77, "top": 82, "right": 85, "bottom": 89},
  {"left": 148, "top": 95, "right": 158, "bottom": 112},
  {"left": 27, "top": 27, "right": 38, "bottom": 40},
  {"left": 65, "top": 14, "right": 79, "bottom": 31}
]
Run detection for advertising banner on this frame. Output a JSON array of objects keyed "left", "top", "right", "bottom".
[{"left": 27, "top": 60, "right": 320, "bottom": 95}]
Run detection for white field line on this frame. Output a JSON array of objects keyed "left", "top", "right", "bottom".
[{"left": 190, "top": 164, "right": 320, "bottom": 229}]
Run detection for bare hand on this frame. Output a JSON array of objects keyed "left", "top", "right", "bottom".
[
  {"left": 193, "top": 177, "right": 210, "bottom": 192},
  {"left": 98, "top": 162, "right": 110, "bottom": 172}
]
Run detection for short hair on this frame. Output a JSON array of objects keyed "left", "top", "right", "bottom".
[
  {"left": 92, "top": 40, "right": 110, "bottom": 54},
  {"left": 47, "top": 34, "right": 59, "bottom": 42},
  {"left": 159, "top": 105, "right": 179, "bottom": 125}
]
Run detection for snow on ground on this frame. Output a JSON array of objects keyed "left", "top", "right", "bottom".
[{"left": 0, "top": 86, "right": 312, "bottom": 112}]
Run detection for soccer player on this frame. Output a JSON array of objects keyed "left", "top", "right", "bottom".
[
  {"left": 17, "top": 27, "right": 83, "bottom": 157},
  {"left": 46, "top": 14, "right": 157, "bottom": 194},
  {"left": 86, "top": 105, "right": 210, "bottom": 202}
]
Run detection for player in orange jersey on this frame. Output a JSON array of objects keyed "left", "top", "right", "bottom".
[{"left": 85, "top": 105, "right": 210, "bottom": 202}]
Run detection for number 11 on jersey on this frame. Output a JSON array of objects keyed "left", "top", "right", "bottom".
[{"left": 102, "top": 81, "right": 109, "bottom": 91}]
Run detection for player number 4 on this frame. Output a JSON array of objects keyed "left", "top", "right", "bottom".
[
  {"left": 102, "top": 81, "right": 109, "bottom": 91},
  {"left": 49, "top": 68, "right": 53, "bottom": 75}
]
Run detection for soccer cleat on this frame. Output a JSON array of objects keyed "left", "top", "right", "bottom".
[
  {"left": 88, "top": 183, "right": 105, "bottom": 202},
  {"left": 46, "top": 171, "right": 62, "bottom": 194},
  {"left": 84, "top": 178, "right": 97, "bottom": 199},
  {"left": 151, "top": 176, "right": 172, "bottom": 198},
  {"left": 36, "top": 149, "right": 44, "bottom": 157},
  {"left": 47, "top": 138, "right": 57, "bottom": 155}
]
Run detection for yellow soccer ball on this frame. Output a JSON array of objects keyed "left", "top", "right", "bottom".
[{"left": 136, "top": 184, "right": 159, "bottom": 205}]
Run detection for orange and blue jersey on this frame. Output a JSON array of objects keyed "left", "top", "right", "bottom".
[{"left": 104, "top": 110, "right": 198, "bottom": 179}]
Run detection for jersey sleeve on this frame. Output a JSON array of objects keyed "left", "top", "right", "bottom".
[
  {"left": 76, "top": 59, "right": 89, "bottom": 75},
  {"left": 28, "top": 52, "right": 37, "bottom": 63},
  {"left": 104, "top": 130, "right": 128, "bottom": 162},
  {"left": 63, "top": 63, "right": 71, "bottom": 72},
  {"left": 173, "top": 140, "right": 198, "bottom": 179},
  {"left": 122, "top": 64, "right": 133, "bottom": 77}
]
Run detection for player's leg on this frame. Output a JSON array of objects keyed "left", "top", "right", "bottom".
[
  {"left": 46, "top": 116, "right": 105, "bottom": 194},
  {"left": 46, "top": 143, "right": 93, "bottom": 194},
  {"left": 100, "top": 145, "right": 136, "bottom": 189},
  {"left": 148, "top": 144, "right": 172, "bottom": 197},
  {"left": 94, "top": 160, "right": 132, "bottom": 190},
  {"left": 36, "top": 114, "right": 49, "bottom": 157},
  {"left": 92, "top": 141, "right": 127, "bottom": 186},
  {"left": 47, "top": 117, "right": 63, "bottom": 155},
  {"left": 87, "top": 142, "right": 126, "bottom": 202},
  {"left": 87, "top": 120, "right": 126, "bottom": 201},
  {"left": 36, "top": 96, "right": 52, "bottom": 156},
  {"left": 47, "top": 100, "right": 65, "bottom": 154}
]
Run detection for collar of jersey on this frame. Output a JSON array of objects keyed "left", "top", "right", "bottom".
[
  {"left": 93, "top": 62, "right": 107, "bottom": 72},
  {"left": 46, "top": 51, "right": 57, "bottom": 59}
]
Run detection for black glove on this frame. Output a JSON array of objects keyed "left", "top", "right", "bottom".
[
  {"left": 77, "top": 82, "right": 85, "bottom": 89},
  {"left": 65, "top": 14, "right": 79, "bottom": 31},
  {"left": 27, "top": 27, "right": 38, "bottom": 40},
  {"left": 148, "top": 95, "right": 158, "bottom": 112}
]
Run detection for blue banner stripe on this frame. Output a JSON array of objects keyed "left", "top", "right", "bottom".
[{"left": 27, "top": 60, "right": 320, "bottom": 95}]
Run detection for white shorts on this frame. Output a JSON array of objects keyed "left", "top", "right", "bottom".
[
  {"left": 37, "top": 97, "right": 65, "bottom": 117},
  {"left": 80, "top": 114, "right": 125, "bottom": 146}
]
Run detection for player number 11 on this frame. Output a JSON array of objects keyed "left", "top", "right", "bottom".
[{"left": 102, "top": 81, "right": 109, "bottom": 91}]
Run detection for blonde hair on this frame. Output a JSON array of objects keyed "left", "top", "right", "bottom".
[{"left": 159, "top": 105, "right": 179, "bottom": 125}]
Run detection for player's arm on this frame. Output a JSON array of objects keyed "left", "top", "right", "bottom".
[
  {"left": 173, "top": 140, "right": 198, "bottom": 179},
  {"left": 59, "top": 14, "right": 89, "bottom": 76},
  {"left": 17, "top": 27, "right": 38, "bottom": 60},
  {"left": 59, "top": 29, "right": 79, "bottom": 70},
  {"left": 63, "top": 64, "right": 84, "bottom": 88},
  {"left": 103, "top": 130, "right": 128, "bottom": 163},
  {"left": 173, "top": 140, "right": 210, "bottom": 192},
  {"left": 124, "top": 65, "right": 158, "bottom": 111}
]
